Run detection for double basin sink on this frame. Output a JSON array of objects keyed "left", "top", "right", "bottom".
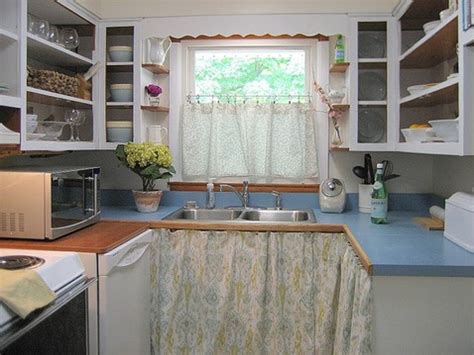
[{"left": 164, "top": 207, "right": 316, "bottom": 223}]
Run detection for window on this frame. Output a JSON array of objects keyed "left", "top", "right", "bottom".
[
  {"left": 193, "top": 48, "right": 307, "bottom": 99},
  {"left": 181, "top": 40, "right": 318, "bottom": 182}
]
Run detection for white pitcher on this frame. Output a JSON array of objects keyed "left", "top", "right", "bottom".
[
  {"left": 147, "top": 125, "right": 168, "bottom": 144},
  {"left": 144, "top": 37, "right": 172, "bottom": 65}
]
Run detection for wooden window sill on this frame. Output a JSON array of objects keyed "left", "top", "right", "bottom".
[{"left": 169, "top": 182, "right": 319, "bottom": 193}]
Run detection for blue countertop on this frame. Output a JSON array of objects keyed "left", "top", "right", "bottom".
[{"left": 100, "top": 191, "right": 474, "bottom": 277}]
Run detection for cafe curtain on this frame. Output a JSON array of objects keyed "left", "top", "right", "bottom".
[{"left": 181, "top": 102, "right": 319, "bottom": 181}]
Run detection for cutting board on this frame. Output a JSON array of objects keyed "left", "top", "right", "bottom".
[{"left": 413, "top": 217, "right": 444, "bottom": 231}]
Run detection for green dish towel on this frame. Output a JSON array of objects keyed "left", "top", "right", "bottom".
[{"left": 0, "top": 269, "right": 56, "bottom": 318}]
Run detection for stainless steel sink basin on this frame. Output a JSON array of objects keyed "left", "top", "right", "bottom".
[
  {"left": 239, "top": 209, "right": 316, "bottom": 222},
  {"left": 164, "top": 208, "right": 316, "bottom": 223},
  {"left": 164, "top": 208, "right": 243, "bottom": 221}
]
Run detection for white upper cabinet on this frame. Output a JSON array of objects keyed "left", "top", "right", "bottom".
[
  {"left": 394, "top": 0, "right": 473, "bottom": 155},
  {"left": 348, "top": 16, "right": 397, "bottom": 152}
]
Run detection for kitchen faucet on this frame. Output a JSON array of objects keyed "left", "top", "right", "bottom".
[{"left": 219, "top": 180, "right": 249, "bottom": 208}]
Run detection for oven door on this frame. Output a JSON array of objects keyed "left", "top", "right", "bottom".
[
  {"left": 50, "top": 168, "right": 101, "bottom": 239},
  {"left": 0, "top": 278, "right": 96, "bottom": 354}
]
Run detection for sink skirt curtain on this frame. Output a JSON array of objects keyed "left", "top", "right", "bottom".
[{"left": 150, "top": 230, "right": 372, "bottom": 354}]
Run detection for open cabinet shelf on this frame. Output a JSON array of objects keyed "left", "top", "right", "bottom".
[
  {"left": 329, "top": 62, "right": 349, "bottom": 73},
  {"left": 142, "top": 64, "right": 169, "bottom": 74},
  {"left": 400, "top": 78, "right": 458, "bottom": 107},
  {"left": 400, "top": 12, "right": 458, "bottom": 69},
  {"left": 27, "top": 87, "right": 93, "bottom": 108},
  {"left": 141, "top": 105, "right": 169, "bottom": 112},
  {"left": 106, "top": 62, "right": 133, "bottom": 72},
  {"left": 0, "top": 27, "right": 18, "bottom": 43},
  {"left": 0, "top": 95, "right": 22, "bottom": 109},
  {"left": 27, "top": 33, "right": 94, "bottom": 67}
]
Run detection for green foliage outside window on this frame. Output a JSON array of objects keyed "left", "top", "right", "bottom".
[{"left": 194, "top": 50, "right": 306, "bottom": 100}]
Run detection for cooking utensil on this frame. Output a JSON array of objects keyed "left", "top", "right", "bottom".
[
  {"left": 352, "top": 166, "right": 368, "bottom": 183},
  {"left": 365, "top": 154, "right": 374, "bottom": 184},
  {"left": 384, "top": 174, "right": 400, "bottom": 181}
]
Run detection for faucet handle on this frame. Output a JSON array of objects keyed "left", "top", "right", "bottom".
[{"left": 271, "top": 190, "right": 282, "bottom": 210}]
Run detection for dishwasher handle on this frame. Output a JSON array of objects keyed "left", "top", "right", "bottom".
[{"left": 116, "top": 243, "right": 150, "bottom": 269}]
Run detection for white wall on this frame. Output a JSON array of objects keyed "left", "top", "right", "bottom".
[
  {"left": 432, "top": 156, "right": 474, "bottom": 198},
  {"left": 330, "top": 151, "right": 434, "bottom": 193}
]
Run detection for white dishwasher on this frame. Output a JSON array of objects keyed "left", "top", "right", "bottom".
[{"left": 98, "top": 229, "right": 153, "bottom": 355}]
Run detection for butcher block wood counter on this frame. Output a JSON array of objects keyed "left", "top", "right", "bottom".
[{"left": 0, "top": 221, "right": 150, "bottom": 254}]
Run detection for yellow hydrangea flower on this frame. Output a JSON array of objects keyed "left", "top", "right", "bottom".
[{"left": 124, "top": 142, "right": 173, "bottom": 169}]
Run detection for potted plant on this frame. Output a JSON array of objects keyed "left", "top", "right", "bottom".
[
  {"left": 116, "top": 142, "right": 175, "bottom": 212},
  {"left": 145, "top": 84, "right": 162, "bottom": 106}
]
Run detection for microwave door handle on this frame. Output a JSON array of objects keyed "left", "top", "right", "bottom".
[{"left": 82, "top": 174, "right": 87, "bottom": 215}]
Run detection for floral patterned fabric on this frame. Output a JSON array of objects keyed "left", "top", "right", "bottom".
[
  {"left": 150, "top": 230, "right": 372, "bottom": 354},
  {"left": 181, "top": 102, "right": 318, "bottom": 180}
]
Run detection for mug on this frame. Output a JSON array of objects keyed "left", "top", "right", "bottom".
[{"left": 147, "top": 125, "right": 168, "bottom": 144}]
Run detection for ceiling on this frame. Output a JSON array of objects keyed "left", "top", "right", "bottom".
[{"left": 78, "top": 0, "right": 400, "bottom": 18}]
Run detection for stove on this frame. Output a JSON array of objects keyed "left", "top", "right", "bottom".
[
  {"left": 0, "top": 255, "right": 45, "bottom": 270},
  {"left": 0, "top": 249, "right": 85, "bottom": 331}
]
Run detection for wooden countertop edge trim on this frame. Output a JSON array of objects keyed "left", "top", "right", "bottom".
[
  {"left": 128, "top": 219, "right": 372, "bottom": 274},
  {"left": 343, "top": 225, "right": 373, "bottom": 275},
  {"left": 84, "top": 225, "right": 150, "bottom": 253},
  {"left": 169, "top": 182, "right": 320, "bottom": 193}
]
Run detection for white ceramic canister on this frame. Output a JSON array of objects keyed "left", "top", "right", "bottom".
[{"left": 147, "top": 125, "right": 168, "bottom": 144}]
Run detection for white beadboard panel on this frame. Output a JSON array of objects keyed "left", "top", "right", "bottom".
[
  {"left": 329, "top": 151, "right": 434, "bottom": 193},
  {"left": 432, "top": 156, "right": 474, "bottom": 198}
]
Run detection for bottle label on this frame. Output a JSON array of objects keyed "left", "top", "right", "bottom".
[
  {"left": 373, "top": 181, "right": 383, "bottom": 190},
  {"left": 371, "top": 198, "right": 388, "bottom": 218}
]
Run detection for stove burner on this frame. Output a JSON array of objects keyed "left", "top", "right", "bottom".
[{"left": 0, "top": 255, "right": 45, "bottom": 270}]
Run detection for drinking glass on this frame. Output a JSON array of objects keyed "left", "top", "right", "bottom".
[
  {"left": 48, "top": 25, "right": 61, "bottom": 45},
  {"left": 64, "top": 109, "right": 83, "bottom": 141},
  {"left": 60, "top": 28, "right": 80, "bottom": 49},
  {"left": 32, "top": 18, "right": 49, "bottom": 39}
]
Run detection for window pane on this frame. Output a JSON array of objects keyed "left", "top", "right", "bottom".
[{"left": 194, "top": 49, "right": 306, "bottom": 98}]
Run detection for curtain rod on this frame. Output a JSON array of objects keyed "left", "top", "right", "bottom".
[
  {"left": 171, "top": 33, "right": 329, "bottom": 42},
  {"left": 186, "top": 94, "right": 312, "bottom": 104}
]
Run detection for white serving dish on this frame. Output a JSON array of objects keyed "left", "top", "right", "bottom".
[
  {"left": 110, "top": 83, "right": 133, "bottom": 102},
  {"left": 107, "top": 121, "right": 133, "bottom": 142},
  {"left": 0, "top": 123, "right": 19, "bottom": 144},
  {"left": 109, "top": 46, "right": 133, "bottom": 62},
  {"left": 439, "top": 8, "right": 454, "bottom": 21},
  {"left": 407, "top": 83, "right": 438, "bottom": 96},
  {"left": 428, "top": 118, "right": 459, "bottom": 142},
  {"left": 423, "top": 20, "right": 441, "bottom": 34},
  {"left": 401, "top": 127, "right": 436, "bottom": 142},
  {"left": 444, "top": 192, "right": 474, "bottom": 252}
]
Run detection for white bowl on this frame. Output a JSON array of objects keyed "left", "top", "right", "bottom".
[
  {"left": 423, "top": 20, "right": 441, "bottom": 34},
  {"left": 109, "top": 46, "right": 133, "bottom": 62},
  {"left": 440, "top": 8, "right": 454, "bottom": 21},
  {"left": 401, "top": 127, "right": 435, "bottom": 143},
  {"left": 110, "top": 83, "right": 133, "bottom": 102},
  {"left": 407, "top": 83, "right": 438, "bottom": 96},
  {"left": 107, "top": 120, "right": 133, "bottom": 142},
  {"left": 428, "top": 118, "right": 459, "bottom": 142}
]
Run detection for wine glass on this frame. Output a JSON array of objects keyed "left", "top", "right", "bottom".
[
  {"left": 73, "top": 111, "right": 86, "bottom": 141},
  {"left": 60, "top": 28, "right": 80, "bottom": 50},
  {"left": 64, "top": 109, "right": 82, "bottom": 141},
  {"left": 48, "top": 25, "right": 61, "bottom": 45}
]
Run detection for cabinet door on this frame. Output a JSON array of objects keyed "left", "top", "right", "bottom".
[
  {"left": 98, "top": 21, "right": 141, "bottom": 150},
  {"left": 21, "top": 0, "right": 99, "bottom": 151},
  {"left": 349, "top": 17, "right": 397, "bottom": 151}
]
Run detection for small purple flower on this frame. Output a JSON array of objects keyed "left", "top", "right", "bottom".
[{"left": 145, "top": 84, "right": 162, "bottom": 97}]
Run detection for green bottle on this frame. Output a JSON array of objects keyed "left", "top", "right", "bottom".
[
  {"left": 371, "top": 163, "right": 388, "bottom": 224},
  {"left": 335, "top": 35, "right": 345, "bottom": 64}
]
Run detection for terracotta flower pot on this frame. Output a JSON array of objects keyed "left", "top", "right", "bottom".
[{"left": 132, "top": 190, "right": 162, "bottom": 213}]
